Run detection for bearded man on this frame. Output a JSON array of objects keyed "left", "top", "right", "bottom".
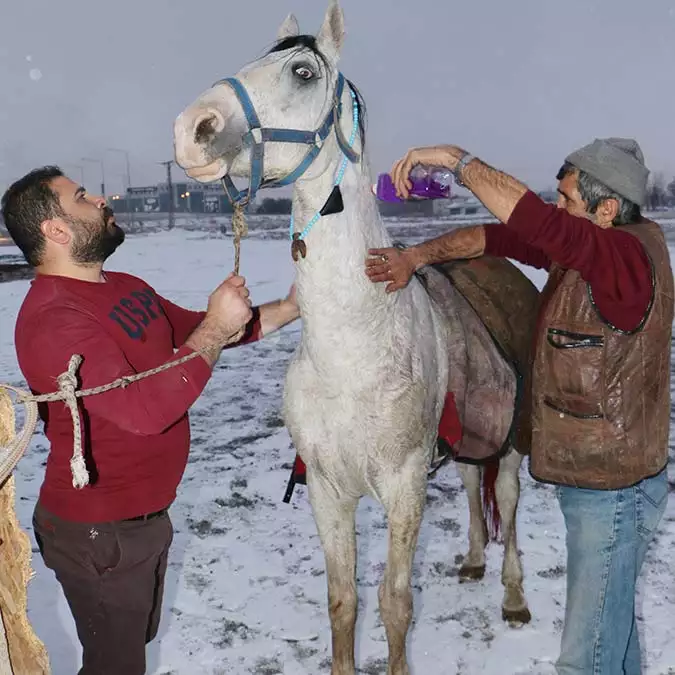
[{"left": 2, "top": 166, "right": 299, "bottom": 674}]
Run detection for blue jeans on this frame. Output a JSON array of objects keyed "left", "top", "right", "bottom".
[{"left": 555, "top": 468, "right": 668, "bottom": 675}]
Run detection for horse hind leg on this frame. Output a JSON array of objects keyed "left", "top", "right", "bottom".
[
  {"left": 456, "top": 462, "right": 488, "bottom": 580},
  {"left": 378, "top": 466, "right": 427, "bottom": 675},
  {"left": 307, "top": 475, "right": 359, "bottom": 675},
  {"left": 496, "top": 447, "right": 531, "bottom": 625}
]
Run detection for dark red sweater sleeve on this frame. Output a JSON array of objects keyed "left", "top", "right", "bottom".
[
  {"left": 484, "top": 223, "right": 551, "bottom": 270},
  {"left": 157, "top": 297, "right": 205, "bottom": 347},
  {"left": 157, "top": 295, "right": 263, "bottom": 349},
  {"left": 504, "top": 191, "right": 653, "bottom": 331},
  {"left": 22, "top": 307, "right": 213, "bottom": 436}
]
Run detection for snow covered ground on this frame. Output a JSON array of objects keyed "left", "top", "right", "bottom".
[{"left": 1, "top": 220, "right": 674, "bottom": 675}]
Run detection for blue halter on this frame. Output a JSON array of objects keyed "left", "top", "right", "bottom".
[{"left": 212, "top": 72, "right": 360, "bottom": 207}]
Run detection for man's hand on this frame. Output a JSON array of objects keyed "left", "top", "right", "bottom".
[
  {"left": 258, "top": 282, "right": 300, "bottom": 336},
  {"left": 205, "top": 274, "right": 253, "bottom": 340},
  {"left": 391, "top": 144, "right": 528, "bottom": 222},
  {"left": 365, "top": 247, "right": 419, "bottom": 293},
  {"left": 284, "top": 283, "right": 298, "bottom": 313},
  {"left": 185, "top": 274, "right": 253, "bottom": 367},
  {"left": 390, "top": 145, "right": 466, "bottom": 200}
]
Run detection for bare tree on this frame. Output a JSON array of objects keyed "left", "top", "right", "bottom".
[
  {"left": 666, "top": 176, "right": 675, "bottom": 207},
  {"left": 646, "top": 172, "right": 667, "bottom": 211}
]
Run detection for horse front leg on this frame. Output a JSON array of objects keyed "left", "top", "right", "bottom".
[
  {"left": 379, "top": 463, "right": 427, "bottom": 675},
  {"left": 307, "top": 472, "right": 359, "bottom": 675},
  {"left": 496, "top": 447, "right": 531, "bottom": 624},
  {"left": 456, "top": 462, "right": 488, "bottom": 580}
]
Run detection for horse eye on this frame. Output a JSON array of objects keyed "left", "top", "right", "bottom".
[{"left": 294, "top": 65, "right": 315, "bottom": 81}]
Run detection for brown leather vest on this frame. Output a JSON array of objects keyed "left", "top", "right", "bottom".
[{"left": 530, "top": 219, "right": 674, "bottom": 489}]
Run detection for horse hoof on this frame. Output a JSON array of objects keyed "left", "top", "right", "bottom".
[
  {"left": 459, "top": 564, "right": 485, "bottom": 581},
  {"left": 502, "top": 606, "right": 532, "bottom": 625}
]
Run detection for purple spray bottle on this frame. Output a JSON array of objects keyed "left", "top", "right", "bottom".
[{"left": 374, "top": 165, "right": 452, "bottom": 202}]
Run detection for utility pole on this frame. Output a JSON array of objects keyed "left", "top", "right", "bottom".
[
  {"left": 106, "top": 148, "right": 132, "bottom": 226},
  {"left": 159, "top": 160, "right": 175, "bottom": 230},
  {"left": 106, "top": 148, "right": 132, "bottom": 191}
]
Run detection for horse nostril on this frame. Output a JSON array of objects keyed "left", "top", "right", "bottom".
[{"left": 194, "top": 114, "right": 217, "bottom": 144}]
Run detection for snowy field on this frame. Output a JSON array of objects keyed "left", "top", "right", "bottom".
[{"left": 1, "top": 217, "right": 675, "bottom": 675}]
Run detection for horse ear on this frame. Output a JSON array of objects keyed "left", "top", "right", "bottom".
[
  {"left": 277, "top": 13, "right": 300, "bottom": 41},
  {"left": 316, "top": 0, "right": 345, "bottom": 58}
]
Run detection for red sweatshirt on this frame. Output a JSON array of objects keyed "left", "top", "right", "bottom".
[
  {"left": 15, "top": 271, "right": 261, "bottom": 522},
  {"left": 483, "top": 191, "right": 653, "bottom": 332}
]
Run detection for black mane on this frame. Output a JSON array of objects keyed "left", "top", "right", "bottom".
[
  {"left": 268, "top": 34, "right": 322, "bottom": 57},
  {"left": 266, "top": 34, "right": 367, "bottom": 149}
]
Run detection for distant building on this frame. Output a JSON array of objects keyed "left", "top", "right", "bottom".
[
  {"left": 377, "top": 199, "right": 435, "bottom": 218},
  {"left": 433, "top": 189, "right": 559, "bottom": 219},
  {"left": 107, "top": 179, "right": 560, "bottom": 218},
  {"left": 433, "top": 195, "right": 493, "bottom": 220},
  {"left": 110, "top": 181, "right": 234, "bottom": 214}
]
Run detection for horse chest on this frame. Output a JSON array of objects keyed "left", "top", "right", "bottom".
[
  {"left": 285, "top": 359, "right": 384, "bottom": 421},
  {"left": 283, "top": 350, "right": 430, "bottom": 453}
]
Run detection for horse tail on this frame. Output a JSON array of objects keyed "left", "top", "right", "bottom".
[{"left": 481, "top": 456, "right": 501, "bottom": 541}]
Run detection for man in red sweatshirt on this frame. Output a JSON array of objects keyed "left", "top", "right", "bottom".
[
  {"left": 2, "top": 166, "right": 300, "bottom": 675},
  {"left": 365, "top": 138, "right": 673, "bottom": 675}
]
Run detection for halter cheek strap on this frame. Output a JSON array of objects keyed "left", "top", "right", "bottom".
[{"left": 213, "top": 72, "right": 360, "bottom": 207}]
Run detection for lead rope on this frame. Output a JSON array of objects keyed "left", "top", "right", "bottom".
[{"left": 0, "top": 207, "right": 249, "bottom": 487}]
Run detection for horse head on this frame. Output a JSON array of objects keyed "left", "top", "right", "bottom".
[{"left": 173, "top": 1, "right": 362, "bottom": 208}]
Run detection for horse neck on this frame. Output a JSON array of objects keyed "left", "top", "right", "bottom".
[{"left": 291, "top": 151, "right": 395, "bottom": 320}]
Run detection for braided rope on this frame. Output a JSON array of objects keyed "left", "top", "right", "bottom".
[
  {"left": 231, "top": 204, "right": 248, "bottom": 277},
  {"left": 0, "top": 209, "right": 248, "bottom": 487}
]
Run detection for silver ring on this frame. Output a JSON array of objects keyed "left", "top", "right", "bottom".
[{"left": 380, "top": 254, "right": 388, "bottom": 263}]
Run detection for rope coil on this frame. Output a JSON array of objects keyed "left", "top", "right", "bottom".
[{"left": 0, "top": 209, "right": 248, "bottom": 487}]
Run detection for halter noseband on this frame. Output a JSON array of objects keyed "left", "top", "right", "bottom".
[{"left": 212, "top": 72, "right": 360, "bottom": 207}]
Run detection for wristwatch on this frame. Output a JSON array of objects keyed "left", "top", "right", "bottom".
[{"left": 452, "top": 152, "right": 475, "bottom": 188}]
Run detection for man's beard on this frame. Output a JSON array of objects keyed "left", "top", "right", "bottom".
[{"left": 70, "top": 207, "right": 126, "bottom": 264}]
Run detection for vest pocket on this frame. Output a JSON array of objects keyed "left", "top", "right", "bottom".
[
  {"left": 546, "top": 328, "right": 605, "bottom": 349},
  {"left": 542, "top": 328, "right": 604, "bottom": 418},
  {"left": 543, "top": 398, "right": 604, "bottom": 419},
  {"left": 538, "top": 402, "right": 609, "bottom": 484}
]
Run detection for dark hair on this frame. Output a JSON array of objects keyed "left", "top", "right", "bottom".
[
  {"left": 1, "top": 166, "right": 65, "bottom": 266},
  {"left": 556, "top": 162, "right": 641, "bottom": 226}
]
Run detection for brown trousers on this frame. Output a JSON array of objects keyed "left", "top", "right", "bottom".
[{"left": 33, "top": 502, "right": 173, "bottom": 675}]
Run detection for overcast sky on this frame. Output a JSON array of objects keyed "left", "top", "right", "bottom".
[{"left": 1, "top": 0, "right": 673, "bottom": 196}]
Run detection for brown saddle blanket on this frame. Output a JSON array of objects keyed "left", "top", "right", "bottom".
[{"left": 423, "top": 255, "right": 540, "bottom": 459}]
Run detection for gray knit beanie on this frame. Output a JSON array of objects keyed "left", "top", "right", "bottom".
[{"left": 565, "top": 137, "right": 649, "bottom": 206}]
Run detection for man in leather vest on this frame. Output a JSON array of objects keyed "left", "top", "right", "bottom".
[{"left": 365, "top": 138, "right": 673, "bottom": 675}]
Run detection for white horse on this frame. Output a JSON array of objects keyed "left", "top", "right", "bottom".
[{"left": 173, "top": 3, "right": 530, "bottom": 673}]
